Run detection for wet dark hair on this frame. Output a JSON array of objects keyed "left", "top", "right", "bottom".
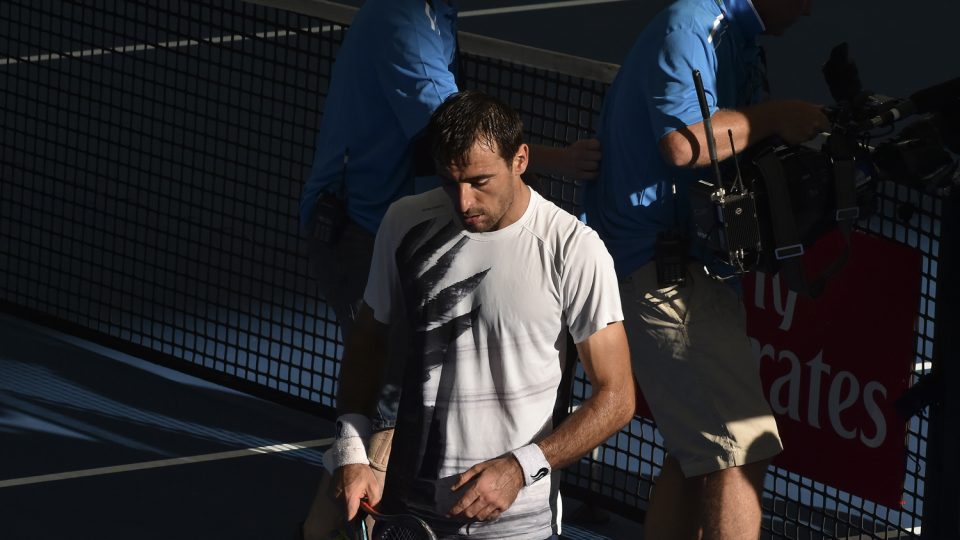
[{"left": 427, "top": 90, "right": 524, "bottom": 169}]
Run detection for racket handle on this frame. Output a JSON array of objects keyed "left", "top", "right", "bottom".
[{"left": 346, "top": 501, "right": 371, "bottom": 540}]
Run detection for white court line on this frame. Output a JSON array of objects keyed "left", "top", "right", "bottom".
[
  {"left": 0, "top": 437, "right": 333, "bottom": 489},
  {"left": 0, "top": 24, "right": 340, "bottom": 66},
  {"left": 461, "top": 0, "right": 632, "bottom": 18},
  {"left": 1, "top": 0, "right": 631, "bottom": 66}
]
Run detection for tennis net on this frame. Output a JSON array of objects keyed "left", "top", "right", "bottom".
[{"left": 0, "top": 1, "right": 937, "bottom": 537}]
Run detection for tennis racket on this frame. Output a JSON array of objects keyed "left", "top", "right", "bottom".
[{"left": 356, "top": 500, "right": 438, "bottom": 540}]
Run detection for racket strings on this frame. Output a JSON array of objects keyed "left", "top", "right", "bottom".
[{"left": 375, "top": 523, "right": 424, "bottom": 540}]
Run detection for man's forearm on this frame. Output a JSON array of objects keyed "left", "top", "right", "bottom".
[
  {"left": 527, "top": 144, "right": 566, "bottom": 176},
  {"left": 535, "top": 383, "right": 635, "bottom": 470},
  {"left": 660, "top": 103, "right": 780, "bottom": 168},
  {"left": 526, "top": 140, "right": 602, "bottom": 181},
  {"left": 661, "top": 100, "right": 829, "bottom": 168}
]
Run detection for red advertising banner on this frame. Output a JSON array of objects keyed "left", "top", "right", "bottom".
[{"left": 743, "top": 230, "right": 922, "bottom": 507}]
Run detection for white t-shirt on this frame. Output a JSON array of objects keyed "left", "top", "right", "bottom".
[{"left": 365, "top": 186, "right": 622, "bottom": 540}]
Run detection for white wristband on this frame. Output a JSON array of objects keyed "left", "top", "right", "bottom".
[
  {"left": 322, "top": 436, "right": 370, "bottom": 474},
  {"left": 335, "top": 413, "right": 372, "bottom": 440},
  {"left": 511, "top": 443, "right": 551, "bottom": 487}
]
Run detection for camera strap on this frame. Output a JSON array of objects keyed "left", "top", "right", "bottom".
[
  {"left": 817, "top": 132, "right": 863, "bottom": 289},
  {"left": 829, "top": 132, "right": 860, "bottom": 241},
  {"left": 756, "top": 149, "right": 854, "bottom": 298},
  {"left": 655, "top": 182, "right": 689, "bottom": 288}
]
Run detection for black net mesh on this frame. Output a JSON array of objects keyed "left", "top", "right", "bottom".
[{"left": 0, "top": 1, "right": 940, "bottom": 537}]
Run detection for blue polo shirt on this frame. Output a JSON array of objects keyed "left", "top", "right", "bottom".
[
  {"left": 581, "top": 0, "right": 766, "bottom": 276},
  {"left": 300, "top": 0, "right": 458, "bottom": 234}
]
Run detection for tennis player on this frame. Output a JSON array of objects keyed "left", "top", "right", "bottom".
[
  {"left": 324, "top": 90, "right": 635, "bottom": 540},
  {"left": 301, "top": 2, "right": 601, "bottom": 536}
]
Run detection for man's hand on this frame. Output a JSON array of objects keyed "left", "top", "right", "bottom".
[
  {"left": 773, "top": 100, "right": 831, "bottom": 145},
  {"left": 560, "top": 138, "right": 602, "bottom": 180},
  {"left": 447, "top": 455, "right": 525, "bottom": 522},
  {"left": 332, "top": 463, "right": 382, "bottom": 521},
  {"left": 528, "top": 139, "right": 602, "bottom": 180}
]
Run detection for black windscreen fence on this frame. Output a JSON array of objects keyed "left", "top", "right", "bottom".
[{"left": 1, "top": 1, "right": 952, "bottom": 537}]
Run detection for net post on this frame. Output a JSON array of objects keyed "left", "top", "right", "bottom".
[{"left": 921, "top": 187, "right": 960, "bottom": 539}]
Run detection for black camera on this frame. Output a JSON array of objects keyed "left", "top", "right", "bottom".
[
  {"left": 690, "top": 134, "right": 877, "bottom": 272},
  {"left": 688, "top": 43, "right": 959, "bottom": 294}
]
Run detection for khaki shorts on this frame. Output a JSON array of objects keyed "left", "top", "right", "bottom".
[{"left": 621, "top": 261, "right": 782, "bottom": 477}]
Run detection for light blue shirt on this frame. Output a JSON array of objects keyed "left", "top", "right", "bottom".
[
  {"left": 300, "top": 0, "right": 458, "bottom": 234},
  {"left": 581, "top": 0, "right": 766, "bottom": 276}
]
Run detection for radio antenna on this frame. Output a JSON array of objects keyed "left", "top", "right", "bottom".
[
  {"left": 693, "top": 70, "right": 724, "bottom": 194},
  {"left": 727, "top": 129, "right": 745, "bottom": 193}
]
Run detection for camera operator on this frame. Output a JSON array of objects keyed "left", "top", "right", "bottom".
[{"left": 581, "top": 1, "right": 829, "bottom": 538}]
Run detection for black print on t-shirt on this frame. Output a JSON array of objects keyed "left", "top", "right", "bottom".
[{"left": 394, "top": 218, "right": 490, "bottom": 479}]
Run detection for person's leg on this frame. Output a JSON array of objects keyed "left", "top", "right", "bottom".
[
  {"left": 302, "top": 472, "right": 344, "bottom": 540},
  {"left": 622, "top": 263, "right": 780, "bottom": 540},
  {"left": 700, "top": 459, "right": 770, "bottom": 540},
  {"left": 623, "top": 264, "right": 705, "bottom": 540},
  {"left": 643, "top": 455, "right": 703, "bottom": 540},
  {"left": 623, "top": 262, "right": 710, "bottom": 539},
  {"left": 645, "top": 456, "right": 769, "bottom": 540},
  {"left": 685, "top": 268, "right": 777, "bottom": 539}
]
